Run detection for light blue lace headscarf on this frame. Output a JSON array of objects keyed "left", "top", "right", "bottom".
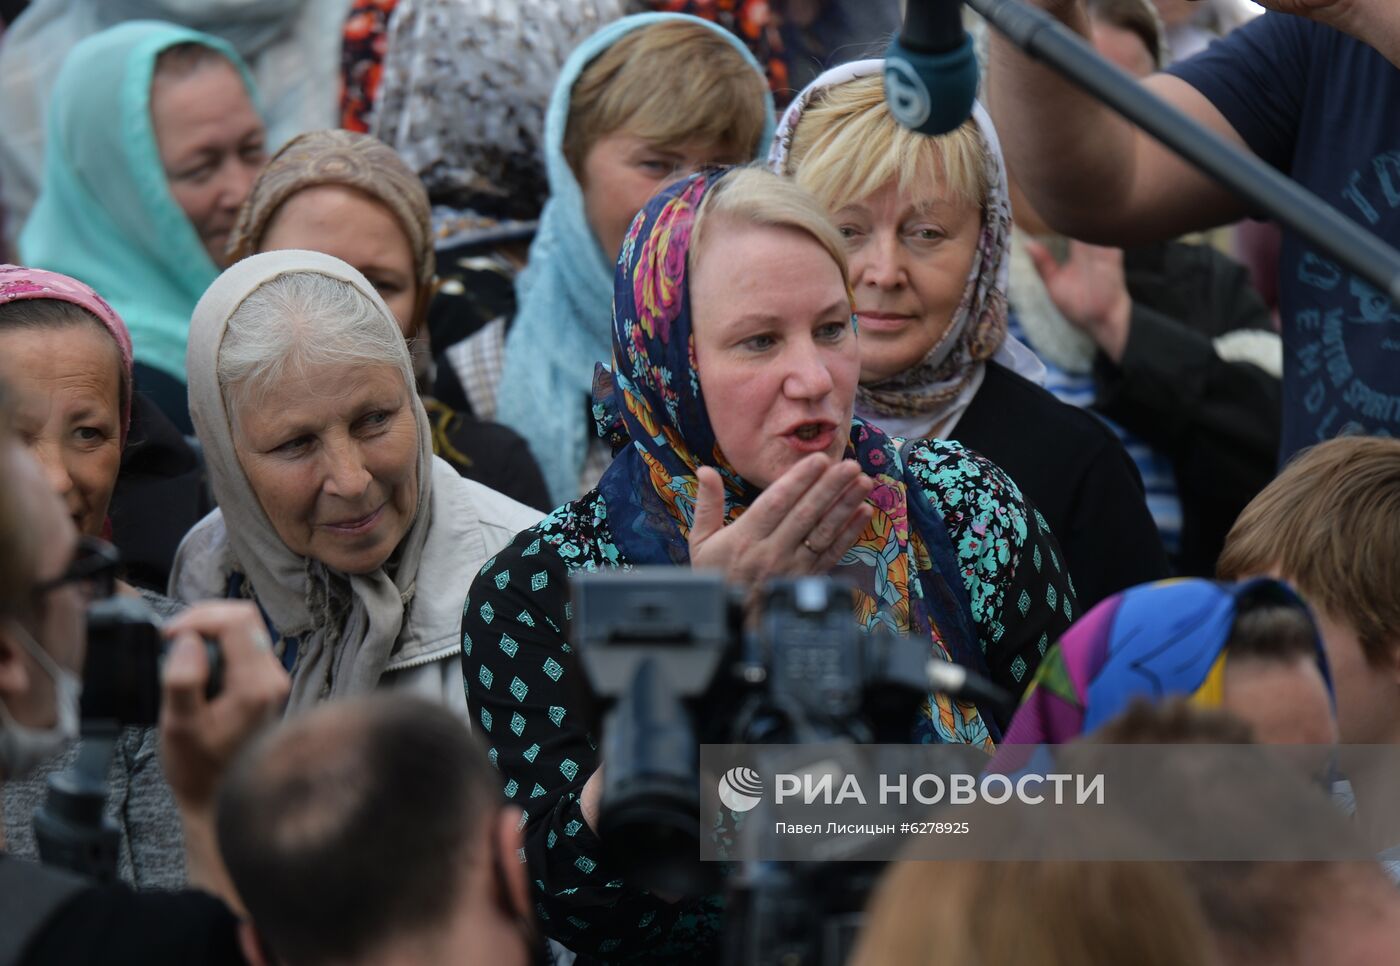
[
  {"left": 495, "top": 12, "right": 774, "bottom": 505},
  {"left": 20, "top": 20, "right": 259, "bottom": 386}
]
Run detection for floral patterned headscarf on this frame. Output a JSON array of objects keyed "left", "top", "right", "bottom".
[{"left": 593, "top": 170, "right": 1000, "bottom": 746}]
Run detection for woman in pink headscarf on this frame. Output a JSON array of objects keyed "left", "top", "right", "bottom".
[
  {"left": 0, "top": 265, "right": 133, "bottom": 533},
  {"left": 0, "top": 263, "right": 196, "bottom": 887},
  {"left": 0, "top": 264, "right": 211, "bottom": 592}
]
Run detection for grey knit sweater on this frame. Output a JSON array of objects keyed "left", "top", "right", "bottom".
[{"left": 1, "top": 590, "right": 185, "bottom": 888}]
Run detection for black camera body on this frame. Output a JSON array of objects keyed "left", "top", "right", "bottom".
[
  {"left": 34, "top": 595, "right": 224, "bottom": 880},
  {"left": 81, "top": 595, "right": 223, "bottom": 727},
  {"left": 572, "top": 569, "right": 943, "bottom": 964}
]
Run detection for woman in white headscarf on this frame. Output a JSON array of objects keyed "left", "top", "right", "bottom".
[{"left": 170, "top": 250, "right": 540, "bottom": 714}]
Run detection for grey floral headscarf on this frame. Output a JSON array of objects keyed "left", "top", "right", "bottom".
[{"left": 372, "top": 0, "right": 629, "bottom": 239}]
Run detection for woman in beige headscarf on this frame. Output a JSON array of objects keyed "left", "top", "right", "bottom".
[
  {"left": 226, "top": 129, "right": 549, "bottom": 509},
  {"left": 169, "top": 249, "right": 540, "bottom": 714}
]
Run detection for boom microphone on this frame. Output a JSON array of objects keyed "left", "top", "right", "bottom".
[{"left": 884, "top": 0, "right": 978, "bottom": 136}]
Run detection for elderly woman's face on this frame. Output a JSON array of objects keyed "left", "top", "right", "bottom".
[
  {"left": 259, "top": 186, "right": 420, "bottom": 337},
  {"left": 691, "top": 219, "right": 859, "bottom": 489},
  {"left": 152, "top": 59, "right": 266, "bottom": 268},
  {"left": 838, "top": 179, "right": 982, "bottom": 383},
  {"left": 0, "top": 323, "right": 122, "bottom": 537},
  {"left": 232, "top": 362, "right": 419, "bottom": 575}
]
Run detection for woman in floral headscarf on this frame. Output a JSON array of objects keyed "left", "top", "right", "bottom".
[
  {"left": 772, "top": 61, "right": 1169, "bottom": 611},
  {"left": 1003, "top": 577, "right": 1334, "bottom": 747},
  {"left": 460, "top": 166, "right": 1076, "bottom": 960}
]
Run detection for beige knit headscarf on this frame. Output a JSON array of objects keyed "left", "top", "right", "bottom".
[
  {"left": 226, "top": 129, "right": 435, "bottom": 327},
  {"left": 184, "top": 249, "right": 436, "bottom": 710}
]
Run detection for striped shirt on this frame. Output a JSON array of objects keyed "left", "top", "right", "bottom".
[{"left": 1007, "top": 312, "right": 1183, "bottom": 559}]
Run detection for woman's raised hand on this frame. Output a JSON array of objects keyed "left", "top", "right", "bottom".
[{"left": 688, "top": 453, "right": 875, "bottom": 587}]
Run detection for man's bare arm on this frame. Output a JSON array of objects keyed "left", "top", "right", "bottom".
[
  {"left": 1249, "top": 0, "right": 1400, "bottom": 67},
  {"left": 986, "top": 0, "right": 1251, "bottom": 245}
]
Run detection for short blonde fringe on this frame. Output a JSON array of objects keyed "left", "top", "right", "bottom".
[
  {"left": 784, "top": 73, "right": 990, "bottom": 213},
  {"left": 691, "top": 166, "right": 851, "bottom": 294},
  {"left": 563, "top": 20, "right": 770, "bottom": 177}
]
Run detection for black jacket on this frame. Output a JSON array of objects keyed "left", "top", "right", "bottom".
[
  {"left": 1095, "top": 241, "right": 1281, "bottom": 576},
  {"left": 108, "top": 394, "right": 212, "bottom": 593},
  {"left": 1, "top": 854, "right": 240, "bottom": 966},
  {"left": 955, "top": 361, "right": 1170, "bottom": 610}
]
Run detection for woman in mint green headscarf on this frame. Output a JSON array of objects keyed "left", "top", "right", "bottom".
[
  {"left": 21, "top": 20, "right": 266, "bottom": 435},
  {"left": 467, "top": 13, "right": 775, "bottom": 505}
]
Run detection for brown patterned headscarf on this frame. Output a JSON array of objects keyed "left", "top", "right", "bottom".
[{"left": 227, "top": 129, "right": 435, "bottom": 328}]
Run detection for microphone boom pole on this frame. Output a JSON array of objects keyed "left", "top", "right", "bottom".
[{"left": 968, "top": 0, "right": 1400, "bottom": 303}]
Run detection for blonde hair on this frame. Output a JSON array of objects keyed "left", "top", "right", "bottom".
[
  {"left": 784, "top": 73, "right": 990, "bottom": 214},
  {"left": 1217, "top": 436, "right": 1400, "bottom": 666},
  {"left": 563, "top": 20, "right": 769, "bottom": 178},
  {"left": 852, "top": 859, "right": 1216, "bottom": 966},
  {"left": 691, "top": 167, "right": 850, "bottom": 293}
]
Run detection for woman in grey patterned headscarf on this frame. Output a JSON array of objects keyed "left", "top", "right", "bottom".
[
  {"left": 369, "top": 0, "right": 630, "bottom": 409},
  {"left": 372, "top": 0, "right": 629, "bottom": 245}
]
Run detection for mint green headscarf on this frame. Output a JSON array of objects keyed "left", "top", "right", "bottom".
[
  {"left": 19, "top": 20, "right": 259, "bottom": 385},
  {"left": 496, "top": 13, "right": 774, "bottom": 506}
]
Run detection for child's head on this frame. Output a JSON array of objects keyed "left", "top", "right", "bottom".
[
  {"left": 1219, "top": 437, "right": 1400, "bottom": 744},
  {"left": 563, "top": 18, "right": 770, "bottom": 262}
]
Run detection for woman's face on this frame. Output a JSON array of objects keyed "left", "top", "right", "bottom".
[
  {"left": 232, "top": 362, "right": 420, "bottom": 575},
  {"left": 259, "top": 185, "right": 420, "bottom": 337},
  {"left": 152, "top": 59, "right": 267, "bottom": 268},
  {"left": 838, "top": 179, "right": 982, "bottom": 383},
  {"left": 1223, "top": 656, "right": 1338, "bottom": 746},
  {"left": 0, "top": 323, "right": 122, "bottom": 537},
  {"left": 691, "top": 219, "right": 859, "bottom": 489},
  {"left": 581, "top": 131, "right": 746, "bottom": 263}
]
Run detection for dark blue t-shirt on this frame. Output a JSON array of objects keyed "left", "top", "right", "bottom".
[{"left": 1169, "top": 13, "right": 1400, "bottom": 459}]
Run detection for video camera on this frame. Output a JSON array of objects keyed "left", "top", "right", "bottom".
[
  {"left": 34, "top": 594, "right": 223, "bottom": 881},
  {"left": 572, "top": 568, "right": 1010, "bottom": 965}
]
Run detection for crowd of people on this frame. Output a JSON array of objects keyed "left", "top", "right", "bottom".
[{"left": 0, "top": 0, "right": 1398, "bottom": 962}]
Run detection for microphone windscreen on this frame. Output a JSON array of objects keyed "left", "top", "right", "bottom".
[{"left": 883, "top": 35, "right": 980, "bottom": 137}]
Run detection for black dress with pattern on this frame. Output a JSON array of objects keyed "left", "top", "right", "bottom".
[{"left": 461, "top": 439, "right": 1077, "bottom": 961}]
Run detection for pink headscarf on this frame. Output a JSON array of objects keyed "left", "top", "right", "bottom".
[{"left": 0, "top": 264, "right": 134, "bottom": 446}]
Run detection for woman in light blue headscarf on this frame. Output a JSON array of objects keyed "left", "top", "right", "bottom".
[
  {"left": 480, "top": 13, "right": 775, "bottom": 504},
  {"left": 21, "top": 20, "right": 266, "bottom": 435}
]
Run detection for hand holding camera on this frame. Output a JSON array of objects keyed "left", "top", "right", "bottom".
[{"left": 158, "top": 600, "right": 290, "bottom": 814}]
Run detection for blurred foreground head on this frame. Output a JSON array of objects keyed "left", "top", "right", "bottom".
[
  {"left": 856, "top": 699, "right": 1400, "bottom": 965},
  {"left": 1095, "top": 698, "right": 1400, "bottom": 966},
  {"left": 217, "top": 694, "right": 539, "bottom": 966}
]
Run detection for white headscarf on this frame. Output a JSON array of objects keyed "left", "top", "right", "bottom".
[
  {"left": 770, "top": 59, "right": 1043, "bottom": 434},
  {"left": 179, "top": 249, "right": 436, "bottom": 710}
]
